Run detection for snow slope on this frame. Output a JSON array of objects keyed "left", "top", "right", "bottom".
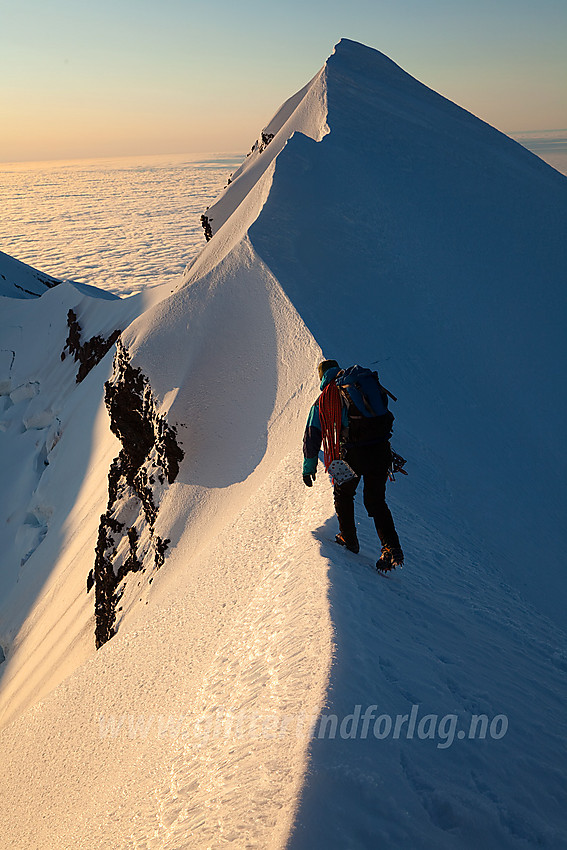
[
  {"left": 0, "top": 249, "right": 61, "bottom": 297},
  {"left": 1, "top": 38, "right": 566, "bottom": 849},
  {"left": 0, "top": 269, "right": 172, "bottom": 728},
  {"left": 249, "top": 39, "right": 567, "bottom": 629}
]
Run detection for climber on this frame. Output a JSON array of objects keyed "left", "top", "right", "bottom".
[{"left": 302, "top": 359, "right": 404, "bottom": 571}]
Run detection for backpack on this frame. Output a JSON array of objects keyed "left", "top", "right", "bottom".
[{"left": 335, "top": 365, "right": 394, "bottom": 445}]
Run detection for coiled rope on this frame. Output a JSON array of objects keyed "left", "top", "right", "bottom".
[{"left": 318, "top": 381, "right": 343, "bottom": 471}]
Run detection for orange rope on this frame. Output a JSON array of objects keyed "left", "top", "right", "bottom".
[{"left": 318, "top": 382, "right": 343, "bottom": 471}]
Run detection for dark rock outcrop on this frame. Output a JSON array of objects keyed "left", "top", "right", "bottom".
[
  {"left": 61, "top": 309, "right": 121, "bottom": 383},
  {"left": 200, "top": 214, "right": 213, "bottom": 242},
  {"left": 92, "top": 341, "right": 183, "bottom": 649},
  {"left": 259, "top": 131, "right": 275, "bottom": 152},
  {"left": 247, "top": 131, "right": 275, "bottom": 158}
]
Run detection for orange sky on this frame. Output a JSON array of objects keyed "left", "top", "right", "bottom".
[{"left": 1, "top": 0, "right": 565, "bottom": 162}]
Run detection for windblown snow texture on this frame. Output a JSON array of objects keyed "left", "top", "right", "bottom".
[{"left": 1, "top": 38, "right": 566, "bottom": 850}]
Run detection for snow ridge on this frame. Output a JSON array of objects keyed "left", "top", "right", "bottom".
[
  {"left": 1, "top": 38, "right": 566, "bottom": 850},
  {"left": 183, "top": 65, "right": 329, "bottom": 285}
]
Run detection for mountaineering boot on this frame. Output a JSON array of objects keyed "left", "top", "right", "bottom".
[
  {"left": 334, "top": 495, "right": 359, "bottom": 553},
  {"left": 335, "top": 532, "right": 360, "bottom": 554},
  {"left": 376, "top": 545, "right": 404, "bottom": 572}
]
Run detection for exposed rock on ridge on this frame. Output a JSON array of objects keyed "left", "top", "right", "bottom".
[
  {"left": 91, "top": 340, "right": 184, "bottom": 648},
  {"left": 200, "top": 213, "right": 213, "bottom": 242},
  {"left": 61, "top": 309, "right": 121, "bottom": 383}
]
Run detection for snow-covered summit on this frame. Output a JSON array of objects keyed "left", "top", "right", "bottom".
[{"left": 1, "top": 39, "right": 566, "bottom": 850}]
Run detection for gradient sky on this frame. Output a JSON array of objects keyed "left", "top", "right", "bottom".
[{"left": 1, "top": 0, "right": 566, "bottom": 162}]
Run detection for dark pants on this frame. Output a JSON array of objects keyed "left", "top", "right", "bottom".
[{"left": 334, "top": 441, "right": 401, "bottom": 550}]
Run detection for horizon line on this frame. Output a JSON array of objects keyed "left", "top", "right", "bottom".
[{"left": 1, "top": 131, "right": 567, "bottom": 168}]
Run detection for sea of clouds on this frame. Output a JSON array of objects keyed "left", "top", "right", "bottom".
[{"left": 0, "top": 153, "right": 243, "bottom": 297}]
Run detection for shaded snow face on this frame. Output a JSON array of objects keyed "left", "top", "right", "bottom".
[
  {"left": 0, "top": 250, "right": 60, "bottom": 298},
  {"left": 247, "top": 39, "right": 567, "bottom": 628}
]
